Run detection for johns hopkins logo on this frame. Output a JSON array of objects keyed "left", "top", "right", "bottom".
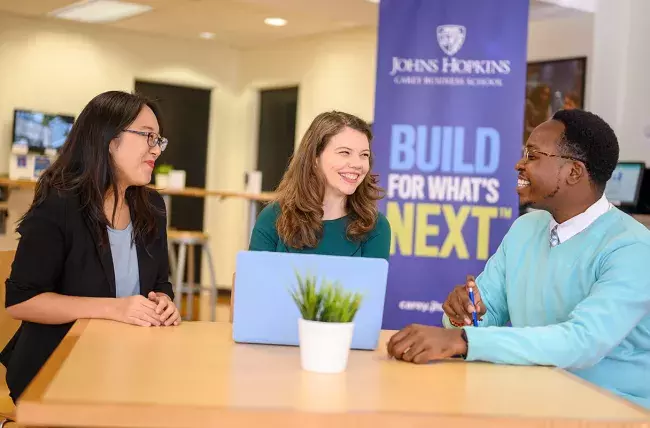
[
  {"left": 436, "top": 25, "right": 466, "bottom": 56},
  {"left": 388, "top": 22, "right": 511, "bottom": 79}
]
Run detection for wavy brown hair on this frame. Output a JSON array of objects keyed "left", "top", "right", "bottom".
[{"left": 275, "top": 111, "right": 384, "bottom": 249}]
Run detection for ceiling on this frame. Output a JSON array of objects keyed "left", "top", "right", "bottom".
[{"left": 0, "top": 0, "right": 591, "bottom": 50}]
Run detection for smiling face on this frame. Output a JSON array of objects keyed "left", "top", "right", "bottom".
[
  {"left": 109, "top": 105, "right": 162, "bottom": 188},
  {"left": 516, "top": 120, "right": 572, "bottom": 210},
  {"left": 318, "top": 126, "right": 371, "bottom": 197}
]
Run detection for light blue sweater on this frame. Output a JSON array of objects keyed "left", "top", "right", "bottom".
[{"left": 445, "top": 209, "right": 650, "bottom": 409}]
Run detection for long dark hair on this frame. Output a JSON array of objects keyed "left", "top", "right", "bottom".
[{"left": 21, "top": 90, "right": 164, "bottom": 248}]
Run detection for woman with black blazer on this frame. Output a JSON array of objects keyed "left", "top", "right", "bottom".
[{"left": 1, "top": 91, "right": 181, "bottom": 403}]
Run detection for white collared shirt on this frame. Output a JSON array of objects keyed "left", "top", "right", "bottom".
[{"left": 549, "top": 193, "right": 613, "bottom": 244}]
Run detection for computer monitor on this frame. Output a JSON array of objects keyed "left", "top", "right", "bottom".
[
  {"left": 12, "top": 109, "right": 75, "bottom": 153},
  {"left": 604, "top": 162, "right": 645, "bottom": 209},
  {"left": 635, "top": 166, "right": 650, "bottom": 214}
]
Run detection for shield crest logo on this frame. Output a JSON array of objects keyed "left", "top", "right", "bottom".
[{"left": 437, "top": 25, "right": 466, "bottom": 56}]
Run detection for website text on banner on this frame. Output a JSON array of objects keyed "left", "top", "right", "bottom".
[{"left": 372, "top": 0, "right": 529, "bottom": 330}]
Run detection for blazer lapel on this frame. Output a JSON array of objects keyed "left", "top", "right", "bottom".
[
  {"left": 136, "top": 242, "right": 153, "bottom": 296},
  {"left": 83, "top": 216, "right": 116, "bottom": 296},
  {"left": 131, "top": 207, "right": 155, "bottom": 297}
]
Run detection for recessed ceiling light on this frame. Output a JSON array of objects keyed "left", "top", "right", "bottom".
[
  {"left": 199, "top": 32, "right": 215, "bottom": 39},
  {"left": 366, "top": 0, "right": 380, "bottom": 3},
  {"left": 264, "top": 17, "right": 287, "bottom": 27},
  {"left": 49, "top": 0, "right": 152, "bottom": 23}
]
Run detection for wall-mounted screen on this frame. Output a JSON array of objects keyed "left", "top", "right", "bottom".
[{"left": 12, "top": 109, "right": 75, "bottom": 152}]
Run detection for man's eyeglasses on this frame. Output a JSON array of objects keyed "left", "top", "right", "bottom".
[
  {"left": 522, "top": 146, "right": 585, "bottom": 164},
  {"left": 123, "top": 129, "right": 168, "bottom": 152}
]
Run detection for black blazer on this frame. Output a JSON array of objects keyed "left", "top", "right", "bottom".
[{"left": 0, "top": 188, "right": 174, "bottom": 402}]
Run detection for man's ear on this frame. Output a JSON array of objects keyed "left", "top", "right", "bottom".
[{"left": 567, "top": 161, "right": 587, "bottom": 185}]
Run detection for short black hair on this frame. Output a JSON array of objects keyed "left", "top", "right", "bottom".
[{"left": 552, "top": 109, "right": 619, "bottom": 189}]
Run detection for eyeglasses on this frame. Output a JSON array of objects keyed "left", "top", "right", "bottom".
[
  {"left": 522, "top": 146, "right": 585, "bottom": 164},
  {"left": 123, "top": 129, "right": 168, "bottom": 152}
]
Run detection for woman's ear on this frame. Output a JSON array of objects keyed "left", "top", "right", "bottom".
[{"left": 108, "top": 137, "right": 119, "bottom": 155}]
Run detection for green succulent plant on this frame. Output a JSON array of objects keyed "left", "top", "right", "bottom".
[
  {"left": 289, "top": 270, "right": 363, "bottom": 323},
  {"left": 154, "top": 163, "right": 173, "bottom": 175}
]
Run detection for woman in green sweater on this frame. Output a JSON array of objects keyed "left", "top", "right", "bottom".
[{"left": 249, "top": 111, "right": 391, "bottom": 260}]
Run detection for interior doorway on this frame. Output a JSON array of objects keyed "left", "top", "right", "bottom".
[
  {"left": 256, "top": 86, "right": 298, "bottom": 192},
  {"left": 134, "top": 80, "right": 211, "bottom": 282}
]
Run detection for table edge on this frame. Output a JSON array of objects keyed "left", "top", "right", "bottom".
[
  {"left": 555, "top": 368, "right": 650, "bottom": 417},
  {"left": 15, "top": 320, "right": 650, "bottom": 427},
  {"left": 15, "top": 400, "right": 650, "bottom": 428},
  {"left": 16, "top": 319, "right": 88, "bottom": 415}
]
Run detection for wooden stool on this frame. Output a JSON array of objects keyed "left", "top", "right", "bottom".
[{"left": 167, "top": 230, "right": 218, "bottom": 321}]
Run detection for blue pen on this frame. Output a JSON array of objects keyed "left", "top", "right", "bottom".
[{"left": 467, "top": 285, "right": 479, "bottom": 327}]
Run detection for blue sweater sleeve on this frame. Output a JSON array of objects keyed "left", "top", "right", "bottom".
[
  {"left": 464, "top": 242, "right": 650, "bottom": 369},
  {"left": 474, "top": 240, "right": 510, "bottom": 327},
  {"left": 441, "top": 239, "right": 510, "bottom": 329}
]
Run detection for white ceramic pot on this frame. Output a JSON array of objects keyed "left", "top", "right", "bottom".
[
  {"left": 298, "top": 318, "right": 355, "bottom": 374},
  {"left": 155, "top": 173, "right": 169, "bottom": 189},
  {"left": 168, "top": 170, "right": 186, "bottom": 189}
]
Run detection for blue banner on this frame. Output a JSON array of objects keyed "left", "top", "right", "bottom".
[{"left": 373, "top": 0, "right": 529, "bottom": 330}]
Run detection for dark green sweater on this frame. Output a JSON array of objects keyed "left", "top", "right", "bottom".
[{"left": 248, "top": 202, "right": 391, "bottom": 260}]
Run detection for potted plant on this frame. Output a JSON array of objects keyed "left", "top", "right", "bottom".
[
  {"left": 289, "top": 271, "right": 363, "bottom": 374},
  {"left": 154, "top": 163, "right": 173, "bottom": 189}
]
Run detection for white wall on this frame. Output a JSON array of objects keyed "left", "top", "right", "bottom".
[
  {"left": 241, "top": 14, "right": 595, "bottom": 145},
  {"left": 0, "top": 13, "right": 253, "bottom": 290},
  {"left": 0, "top": 15, "right": 242, "bottom": 166},
  {"left": 526, "top": 14, "right": 594, "bottom": 108},
  {"left": 0, "top": 11, "right": 596, "bottom": 291},
  {"left": 589, "top": 0, "right": 650, "bottom": 163},
  {"left": 241, "top": 28, "right": 379, "bottom": 145}
]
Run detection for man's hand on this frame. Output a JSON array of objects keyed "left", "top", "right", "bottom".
[
  {"left": 442, "top": 275, "right": 486, "bottom": 326},
  {"left": 148, "top": 292, "right": 181, "bottom": 326},
  {"left": 386, "top": 324, "right": 467, "bottom": 363}
]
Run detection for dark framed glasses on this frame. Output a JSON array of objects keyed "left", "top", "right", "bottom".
[{"left": 123, "top": 129, "right": 168, "bottom": 152}]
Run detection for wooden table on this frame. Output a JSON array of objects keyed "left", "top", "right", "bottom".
[{"left": 16, "top": 320, "right": 650, "bottom": 428}]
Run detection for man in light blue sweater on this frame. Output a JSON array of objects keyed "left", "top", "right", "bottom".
[{"left": 387, "top": 109, "right": 650, "bottom": 409}]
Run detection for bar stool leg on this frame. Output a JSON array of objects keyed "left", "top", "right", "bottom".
[
  {"left": 186, "top": 244, "right": 195, "bottom": 321},
  {"left": 203, "top": 243, "right": 218, "bottom": 322},
  {"left": 167, "top": 240, "right": 177, "bottom": 282},
  {"left": 174, "top": 243, "right": 187, "bottom": 310}
]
